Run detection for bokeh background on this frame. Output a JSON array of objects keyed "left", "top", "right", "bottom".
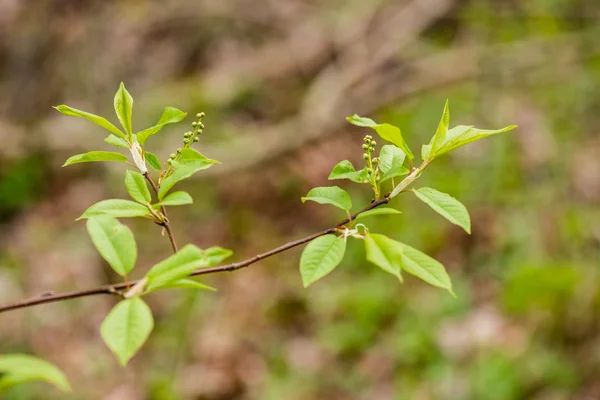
[{"left": 1, "top": 0, "right": 600, "bottom": 399}]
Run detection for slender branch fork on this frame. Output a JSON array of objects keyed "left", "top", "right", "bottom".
[
  {"left": 144, "top": 172, "right": 178, "bottom": 253},
  {"left": 0, "top": 159, "right": 430, "bottom": 314},
  {"left": 0, "top": 199, "right": 388, "bottom": 313}
]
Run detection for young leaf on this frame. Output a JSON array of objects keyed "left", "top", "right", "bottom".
[
  {"left": 328, "top": 160, "right": 369, "bottom": 183},
  {"left": 146, "top": 278, "right": 216, "bottom": 293},
  {"left": 424, "top": 124, "right": 517, "bottom": 160},
  {"left": 144, "top": 152, "right": 162, "bottom": 171},
  {"left": 378, "top": 145, "right": 409, "bottom": 182},
  {"left": 428, "top": 99, "right": 450, "bottom": 159},
  {"left": 53, "top": 105, "right": 126, "bottom": 139},
  {"left": 301, "top": 186, "right": 352, "bottom": 211},
  {"left": 78, "top": 199, "right": 151, "bottom": 220},
  {"left": 100, "top": 297, "right": 154, "bottom": 366},
  {"left": 86, "top": 216, "right": 137, "bottom": 276},
  {"left": 154, "top": 191, "right": 193, "bottom": 207},
  {"left": 0, "top": 354, "right": 71, "bottom": 393},
  {"left": 347, "top": 114, "right": 414, "bottom": 159},
  {"left": 413, "top": 187, "right": 471, "bottom": 234},
  {"left": 203, "top": 246, "right": 233, "bottom": 266},
  {"left": 364, "top": 233, "right": 403, "bottom": 281},
  {"left": 104, "top": 134, "right": 130, "bottom": 149},
  {"left": 114, "top": 82, "right": 133, "bottom": 137},
  {"left": 397, "top": 241, "right": 454, "bottom": 296},
  {"left": 145, "top": 244, "right": 208, "bottom": 290},
  {"left": 300, "top": 235, "right": 346, "bottom": 287},
  {"left": 157, "top": 157, "right": 219, "bottom": 200},
  {"left": 125, "top": 170, "right": 151, "bottom": 204},
  {"left": 63, "top": 151, "right": 127, "bottom": 167},
  {"left": 354, "top": 207, "right": 402, "bottom": 221},
  {"left": 137, "top": 107, "right": 187, "bottom": 145}
]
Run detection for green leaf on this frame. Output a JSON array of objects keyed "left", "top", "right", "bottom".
[
  {"left": 53, "top": 105, "right": 126, "bottom": 139},
  {"left": 300, "top": 235, "right": 346, "bottom": 287},
  {"left": 378, "top": 145, "right": 409, "bottom": 182},
  {"left": 364, "top": 233, "right": 403, "bottom": 281},
  {"left": 86, "top": 216, "right": 137, "bottom": 276},
  {"left": 137, "top": 107, "right": 187, "bottom": 145},
  {"left": 100, "top": 298, "right": 154, "bottom": 366},
  {"left": 347, "top": 114, "right": 414, "bottom": 159},
  {"left": 430, "top": 99, "right": 450, "bottom": 156},
  {"left": 301, "top": 186, "right": 352, "bottom": 211},
  {"left": 114, "top": 82, "right": 134, "bottom": 137},
  {"left": 413, "top": 187, "right": 471, "bottom": 234},
  {"left": 328, "top": 160, "right": 368, "bottom": 183},
  {"left": 423, "top": 124, "right": 517, "bottom": 160},
  {"left": 144, "top": 152, "right": 162, "bottom": 171},
  {"left": 78, "top": 199, "right": 151, "bottom": 220},
  {"left": 62, "top": 151, "right": 127, "bottom": 167},
  {"left": 203, "top": 246, "right": 233, "bottom": 266},
  {"left": 145, "top": 244, "right": 208, "bottom": 290},
  {"left": 157, "top": 155, "right": 219, "bottom": 200},
  {"left": 125, "top": 170, "right": 151, "bottom": 204},
  {"left": 397, "top": 241, "right": 454, "bottom": 295},
  {"left": 104, "top": 134, "right": 130, "bottom": 149},
  {"left": 355, "top": 207, "right": 402, "bottom": 221},
  {"left": 146, "top": 278, "right": 216, "bottom": 293},
  {"left": 154, "top": 191, "right": 193, "bottom": 207},
  {"left": 0, "top": 354, "right": 71, "bottom": 393}
]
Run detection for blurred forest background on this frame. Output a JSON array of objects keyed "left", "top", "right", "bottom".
[{"left": 1, "top": 0, "right": 600, "bottom": 399}]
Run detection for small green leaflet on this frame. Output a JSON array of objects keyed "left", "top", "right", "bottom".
[
  {"left": 300, "top": 235, "right": 346, "bottom": 287},
  {"left": 347, "top": 114, "right": 414, "bottom": 159},
  {"left": 397, "top": 241, "right": 454, "bottom": 296},
  {"left": 413, "top": 187, "right": 471, "bottom": 234},
  {"left": 144, "top": 152, "right": 162, "bottom": 171},
  {"left": 125, "top": 170, "right": 151, "bottom": 204},
  {"left": 86, "top": 216, "right": 137, "bottom": 276},
  {"left": 104, "top": 134, "right": 130, "bottom": 149},
  {"left": 364, "top": 233, "right": 403, "bottom": 281},
  {"left": 100, "top": 298, "right": 154, "bottom": 366},
  {"left": 53, "top": 104, "right": 126, "bottom": 139},
  {"left": 146, "top": 278, "right": 216, "bottom": 293},
  {"left": 354, "top": 207, "right": 401, "bottom": 221},
  {"left": 145, "top": 244, "right": 209, "bottom": 291},
  {"left": 62, "top": 151, "right": 127, "bottom": 167},
  {"left": 137, "top": 107, "right": 187, "bottom": 145},
  {"left": 429, "top": 99, "right": 450, "bottom": 158},
  {"left": 78, "top": 199, "right": 151, "bottom": 220},
  {"left": 154, "top": 191, "right": 193, "bottom": 207},
  {"left": 114, "top": 82, "right": 133, "bottom": 137},
  {"left": 378, "top": 145, "right": 409, "bottom": 182},
  {"left": 0, "top": 354, "right": 71, "bottom": 393},
  {"left": 328, "top": 160, "right": 368, "bottom": 183},
  {"left": 203, "top": 246, "right": 233, "bottom": 266},
  {"left": 158, "top": 150, "right": 220, "bottom": 199},
  {"left": 423, "top": 123, "right": 517, "bottom": 160},
  {"left": 301, "top": 186, "right": 352, "bottom": 211}
]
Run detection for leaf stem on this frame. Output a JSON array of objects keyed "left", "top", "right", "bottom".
[{"left": 143, "top": 172, "right": 178, "bottom": 253}]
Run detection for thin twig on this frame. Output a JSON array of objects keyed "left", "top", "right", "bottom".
[
  {"left": 0, "top": 198, "right": 389, "bottom": 313},
  {"left": 144, "top": 172, "right": 178, "bottom": 253}
]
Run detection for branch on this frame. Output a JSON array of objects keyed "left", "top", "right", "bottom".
[
  {"left": 0, "top": 199, "right": 389, "bottom": 313},
  {"left": 144, "top": 172, "right": 178, "bottom": 253}
]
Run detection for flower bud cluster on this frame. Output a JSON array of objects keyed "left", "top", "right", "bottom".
[{"left": 362, "top": 135, "right": 380, "bottom": 182}]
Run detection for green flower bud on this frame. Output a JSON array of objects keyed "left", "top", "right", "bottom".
[
  {"left": 196, "top": 112, "right": 203, "bottom": 118},
  {"left": 371, "top": 140, "right": 376, "bottom": 146},
  {"left": 177, "top": 148, "right": 182, "bottom": 153},
  {"left": 193, "top": 137, "right": 199, "bottom": 142},
  {"left": 363, "top": 153, "right": 369, "bottom": 160},
  {"left": 369, "top": 146, "right": 375, "bottom": 152},
  {"left": 167, "top": 159, "right": 173, "bottom": 165},
  {"left": 183, "top": 138, "right": 190, "bottom": 144},
  {"left": 170, "top": 153, "right": 176, "bottom": 159},
  {"left": 192, "top": 121, "right": 197, "bottom": 127},
  {"left": 362, "top": 144, "right": 369, "bottom": 150},
  {"left": 372, "top": 157, "right": 379, "bottom": 164}
]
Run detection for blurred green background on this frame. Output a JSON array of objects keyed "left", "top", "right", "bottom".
[{"left": 1, "top": 0, "right": 599, "bottom": 399}]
